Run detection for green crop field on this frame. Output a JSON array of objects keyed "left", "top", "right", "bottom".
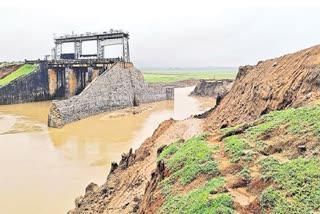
[
  {"left": 0, "top": 64, "right": 38, "bottom": 86},
  {"left": 142, "top": 71, "right": 237, "bottom": 83}
]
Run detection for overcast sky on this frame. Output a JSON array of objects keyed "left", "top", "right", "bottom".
[{"left": 1, "top": 0, "right": 320, "bottom": 67}]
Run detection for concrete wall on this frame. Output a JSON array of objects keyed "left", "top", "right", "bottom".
[
  {"left": 48, "top": 68, "right": 58, "bottom": 96},
  {"left": 48, "top": 62, "right": 174, "bottom": 128},
  {"left": 0, "top": 63, "right": 52, "bottom": 105},
  {"left": 0, "top": 62, "right": 132, "bottom": 107},
  {"left": 48, "top": 66, "right": 98, "bottom": 99}
]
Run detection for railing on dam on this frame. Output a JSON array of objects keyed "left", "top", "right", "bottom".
[{"left": 25, "top": 58, "right": 122, "bottom": 68}]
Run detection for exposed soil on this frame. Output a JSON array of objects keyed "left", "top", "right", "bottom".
[
  {"left": 0, "top": 64, "right": 22, "bottom": 80},
  {"left": 206, "top": 45, "right": 320, "bottom": 130},
  {"left": 190, "top": 79, "right": 233, "bottom": 97}
]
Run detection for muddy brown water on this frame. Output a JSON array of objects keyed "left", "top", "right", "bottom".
[{"left": 0, "top": 87, "right": 215, "bottom": 214}]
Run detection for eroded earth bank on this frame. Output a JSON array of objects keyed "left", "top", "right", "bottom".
[{"left": 69, "top": 45, "right": 320, "bottom": 214}]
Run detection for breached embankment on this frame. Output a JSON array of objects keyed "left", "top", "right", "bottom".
[
  {"left": 190, "top": 79, "right": 233, "bottom": 97},
  {"left": 206, "top": 45, "right": 320, "bottom": 129},
  {"left": 69, "top": 45, "right": 320, "bottom": 214},
  {"left": 48, "top": 62, "right": 174, "bottom": 128}
]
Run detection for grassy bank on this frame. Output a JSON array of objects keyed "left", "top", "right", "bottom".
[
  {"left": 220, "top": 104, "right": 320, "bottom": 213},
  {"left": 143, "top": 71, "right": 237, "bottom": 83},
  {"left": 0, "top": 64, "right": 38, "bottom": 86},
  {"left": 158, "top": 135, "right": 234, "bottom": 214},
  {"left": 155, "top": 105, "right": 320, "bottom": 213}
]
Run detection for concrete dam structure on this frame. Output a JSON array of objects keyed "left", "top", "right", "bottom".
[
  {"left": 0, "top": 30, "right": 174, "bottom": 127},
  {"left": 0, "top": 30, "right": 130, "bottom": 105},
  {"left": 48, "top": 62, "right": 174, "bottom": 128}
]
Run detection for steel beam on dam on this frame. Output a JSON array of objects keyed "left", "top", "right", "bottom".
[{"left": 53, "top": 29, "right": 130, "bottom": 62}]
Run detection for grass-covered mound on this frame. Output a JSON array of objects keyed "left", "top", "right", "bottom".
[
  {"left": 0, "top": 64, "right": 38, "bottom": 86},
  {"left": 259, "top": 158, "right": 320, "bottom": 213},
  {"left": 157, "top": 134, "right": 234, "bottom": 214},
  {"left": 219, "top": 104, "right": 320, "bottom": 213},
  {"left": 222, "top": 104, "right": 320, "bottom": 159},
  {"left": 153, "top": 105, "right": 320, "bottom": 214}
]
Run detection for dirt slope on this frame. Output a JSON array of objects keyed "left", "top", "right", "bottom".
[
  {"left": 0, "top": 64, "right": 22, "bottom": 79},
  {"left": 206, "top": 45, "right": 320, "bottom": 129}
]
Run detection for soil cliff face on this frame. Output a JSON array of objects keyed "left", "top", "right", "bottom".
[
  {"left": 190, "top": 79, "right": 233, "bottom": 97},
  {"left": 206, "top": 45, "right": 320, "bottom": 129}
]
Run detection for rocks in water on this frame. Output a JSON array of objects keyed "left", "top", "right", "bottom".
[{"left": 190, "top": 79, "right": 233, "bottom": 98}]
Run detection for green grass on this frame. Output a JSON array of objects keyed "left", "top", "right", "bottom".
[
  {"left": 219, "top": 106, "right": 320, "bottom": 213},
  {"left": 143, "top": 71, "right": 236, "bottom": 83},
  {"left": 258, "top": 158, "right": 280, "bottom": 181},
  {"left": 220, "top": 105, "right": 320, "bottom": 158},
  {"left": 159, "top": 177, "right": 234, "bottom": 214},
  {"left": 221, "top": 105, "right": 320, "bottom": 144},
  {"left": 223, "top": 135, "right": 249, "bottom": 163},
  {"left": 259, "top": 158, "right": 320, "bottom": 213},
  {"left": 245, "top": 105, "right": 320, "bottom": 140},
  {"left": 0, "top": 64, "right": 38, "bottom": 86},
  {"left": 158, "top": 141, "right": 180, "bottom": 161},
  {"left": 157, "top": 134, "right": 235, "bottom": 214},
  {"left": 240, "top": 166, "right": 251, "bottom": 182},
  {"left": 159, "top": 134, "right": 219, "bottom": 190}
]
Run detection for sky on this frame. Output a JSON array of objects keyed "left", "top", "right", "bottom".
[{"left": 1, "top": 0, "right": 320, "bottom": 68}]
